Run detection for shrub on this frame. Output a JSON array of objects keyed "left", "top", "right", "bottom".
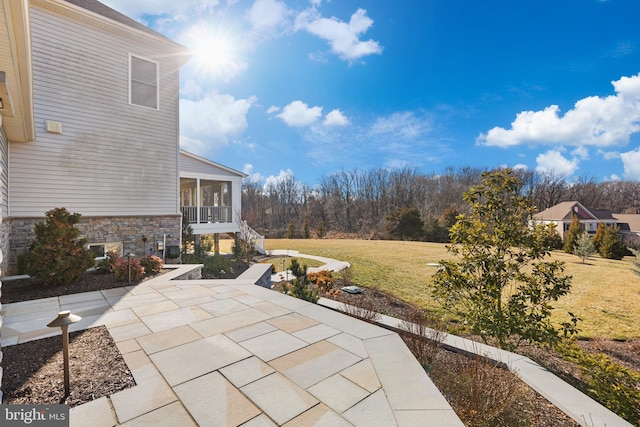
[
  {"left": 280, "top": 259, "right": 318, "bottom": 303},
  {"left": 400, "top": 309, "right": 446, "bottom": 367},
  {"left": 95, "top": 251, "right": 119, "bottom": 274},
  {"left": 598, "top": 226, "right": 626, "bottom": 260},
  {"left": 113, "top": 257, "right": 145, "bottom": 283},
  {"left": 139, "top": 254, "right": 163, "bottom": 274},
  {"left": 559, "top": 342, "right": 640, "bottom": 425},
  {"left": 429, "top": 351, "right": 529, "bottom": 427},
  {"left": 27, "top": 207, "right": 95, "bottom": 286},
  {"left": 202, "top": 254, "right": 234, "bottom": 278},
  {"left": 308, "top": 270, "right": 334, "bottom": 292}
]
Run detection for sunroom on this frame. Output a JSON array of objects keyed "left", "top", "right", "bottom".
[{"left": 179, "top": 150, "right": 246, "bottom": 235}]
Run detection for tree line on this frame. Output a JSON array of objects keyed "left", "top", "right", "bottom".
[{"left": 241, "top": 166, "right": 640, "bottom": 241}]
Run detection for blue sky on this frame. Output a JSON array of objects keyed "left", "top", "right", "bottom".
[{"left": 102, "top": 0, "right": 640, "bottom": 185}]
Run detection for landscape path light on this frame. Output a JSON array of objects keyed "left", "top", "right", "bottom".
[
  {"left": 47, "top": 310, "right": 82, "bottom": 397},
  {"left": 125, "top": 252, "right": 136, "bottom": 285}
]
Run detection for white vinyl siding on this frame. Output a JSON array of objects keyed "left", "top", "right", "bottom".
[
  {"left": 180, "top": 153, "right": 244, "bottom": 178},
  {"left": 129, "top": 54, "right": 158, "bottom": 109},
  {"left": 9, "top": 5, "right": 181, "bottom": 217}
]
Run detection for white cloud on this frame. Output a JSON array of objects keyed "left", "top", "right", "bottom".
[
  {"left": 266, "top": 105, "right": 280, "bottom": 114},
  {"left": 242, "top": 163, "right": 263, "bottom": 182},
  {"left": 513, "top": 163, "right": 528, "bottom": 171},
  {"left": 598, "top": 149, "right": 620, "bottom": 160},
  {"left": 179, "top": 94, "right": 256, "bottom": 154},
  {"left": 101, "top": 0, "right": 220, "bottom": 22},
  {"left": 535, "top": 149, "right": 580, "bottom": 176},
  {"left": 246, "top": 0, "right": 290, "bottom": 35},
  {"left": 478, "top": 73, "right": 640, "bottom": 148},
  {"left": 324, "top": 109, "right": 349, "bottom": 127},
  {"left": 370, "top": 111, "right": 432, "bottom": 140},
  {"left": 277, "top": 100, "right": 323, "bottom": 127},
  {"left": 572, "top": 146, "right": 590, "bottom": 160},
  {"left": 620, "top": 146, "right": 640, "bottom": 180},
  {"left": 264, "top": 169, "right": 296, "bottom": 190},
  {"left": 295, "top": 8, "right": 382, "bottom": 62}
]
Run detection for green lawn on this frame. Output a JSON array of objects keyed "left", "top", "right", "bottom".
[{"left": 264, "top": 239, "right": 640, "bottom": 340}]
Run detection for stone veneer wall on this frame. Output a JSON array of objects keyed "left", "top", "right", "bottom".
[{"left": 7, "top": 214, "right": 181, "bottom": 274}]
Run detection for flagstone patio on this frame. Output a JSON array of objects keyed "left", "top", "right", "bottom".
[{"left": 1, "top": 264, "right": 463, "bottom": 426}]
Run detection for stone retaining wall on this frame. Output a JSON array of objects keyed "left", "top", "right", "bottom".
[{"left": 7, "top": 214, "right": 181, "bottom": 274}]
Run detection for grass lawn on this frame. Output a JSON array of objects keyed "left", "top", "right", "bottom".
[{"left": 263, "top": 238, "right": 640, "bottom": 340}]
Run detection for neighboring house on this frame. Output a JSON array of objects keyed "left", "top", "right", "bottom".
[
  {"left": 0, "top": 0, "right": 250, "bottom": 272},
  {"left": 533, "top": 201, "right": 640, "bottom": 241}
]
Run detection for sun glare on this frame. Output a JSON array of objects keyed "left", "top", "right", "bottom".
[{"left": 184, "top": 23, "right": 247, "bottom": 81}]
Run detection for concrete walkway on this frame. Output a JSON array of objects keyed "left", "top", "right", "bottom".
[
  {"left": 1, "top": 264, "right": 462, "bottom": 427},
  {"left": 268, "top": 249, "right": 351, "bottom": 283}
]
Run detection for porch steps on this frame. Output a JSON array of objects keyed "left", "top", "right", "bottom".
[{"left": 239, "top": 220, "right": 266, "bottom": 255}]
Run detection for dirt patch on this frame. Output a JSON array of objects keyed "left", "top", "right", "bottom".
[{"left": 1, "top": 326, "right": 135, "bottom": 407}]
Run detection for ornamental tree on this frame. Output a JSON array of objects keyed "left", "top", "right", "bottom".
[
  {"left": 28, "top": 207, "right": 95, "bottom": 286},
  {"left": 563, "top": 215, "right": 582, "bottom": 253},
  {"left": 432, "top": 169, "right": 579, "bottom": 350},
  {"left": 573, "top": 232, "right": 596, "bottom": 264}
]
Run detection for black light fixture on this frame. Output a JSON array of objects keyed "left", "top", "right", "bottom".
[{"left": 47, "top": 311, "right": 82, "bottom": 397}]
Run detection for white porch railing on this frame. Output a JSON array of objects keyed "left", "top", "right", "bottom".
[
  {"left": 240, "top": 220, "right": 266, "bottom": 254},
  {"left": 180, "top": 206, "right": 232, "bottom": 223}
]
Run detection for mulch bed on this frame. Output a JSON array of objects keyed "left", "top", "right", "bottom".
[
  {"left": 1, "top": 269, "right": 170, "bottom": 304},
  {"left": 2, "top": 326, "right": 135, "bottom": 407},
  {"left": 321, "top": 282, "right": 638, "bottom": 427}
]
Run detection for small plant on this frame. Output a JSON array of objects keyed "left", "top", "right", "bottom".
[
  {"left": 338, "top": 266, "right": 354, "bottom": 287},
  {"left": 113, "top": 257, "right": 145, "bottom": 283},
  {"left": 339, "top": 293, "right": 381, "bottom": 323},
  {"left": 280, "top": 259, "right": 318, "bottom": 303},
  {"left": 95, "top": 251, "right": 119, "bottom": 274},
  {"left": 429, "top": 350, "right": 529, "bottom": 427},
  {"left": 27, "top": 207, "right": 95, "bottom": 286},
  {"left": 400, "top": 308, "right": 446, "bottom": 367},
  {"left": 201, "top": 254, "right": 234, "bottom": 278},
  {"left": 139, "top": 254, "right": 163, "bottom": 274},
  {"left": 308, "top": 270, "right": 334, "bottom": 292}
]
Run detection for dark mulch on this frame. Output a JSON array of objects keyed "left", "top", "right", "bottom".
[
  {"left": 0, "top": 271, "right": 157, "bottom": 408},
  {"left": 1, "top": 326, "right": 135, "bottom": 407},
  {"left": 1, "top": 269, "right": 170, "bottom": 304}
]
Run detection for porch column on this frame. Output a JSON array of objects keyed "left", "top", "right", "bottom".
[{"left": 196, "top": 178, "right": 201, "bottom": 224}]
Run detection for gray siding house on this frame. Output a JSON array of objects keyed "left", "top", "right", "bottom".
[
  {"left": 1, "top": 0, "right": 250, "bottom": 271},
  {"left": 1, "top": 0, "right": 255, "bottom": 399}
]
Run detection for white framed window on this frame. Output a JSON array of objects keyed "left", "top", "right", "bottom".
[
  {"left": 88, "top": 242, "right": 123, "bottom": 259},
  {"left": 129, "top": 54, "right": 158, "bottom": 109}
]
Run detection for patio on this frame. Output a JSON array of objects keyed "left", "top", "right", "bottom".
[{"left": 0, "top": 264, "right": 463, "bottom": 426}]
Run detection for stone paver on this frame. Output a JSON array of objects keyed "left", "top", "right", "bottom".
[
  {"left": 0, "top": 263, "right": 464, "bottom": 427},
  {"left": 175, "top": 371, "right": 261, "bottom": 426},
  {"left": 241, "top": 373, "right": 319, "bottom": 425},
  {"left": 150, "top": 334, "right": 251, "bottom": 386},
  {"left": 239, "top": 329, "right": 308, "bottom": 362}
]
